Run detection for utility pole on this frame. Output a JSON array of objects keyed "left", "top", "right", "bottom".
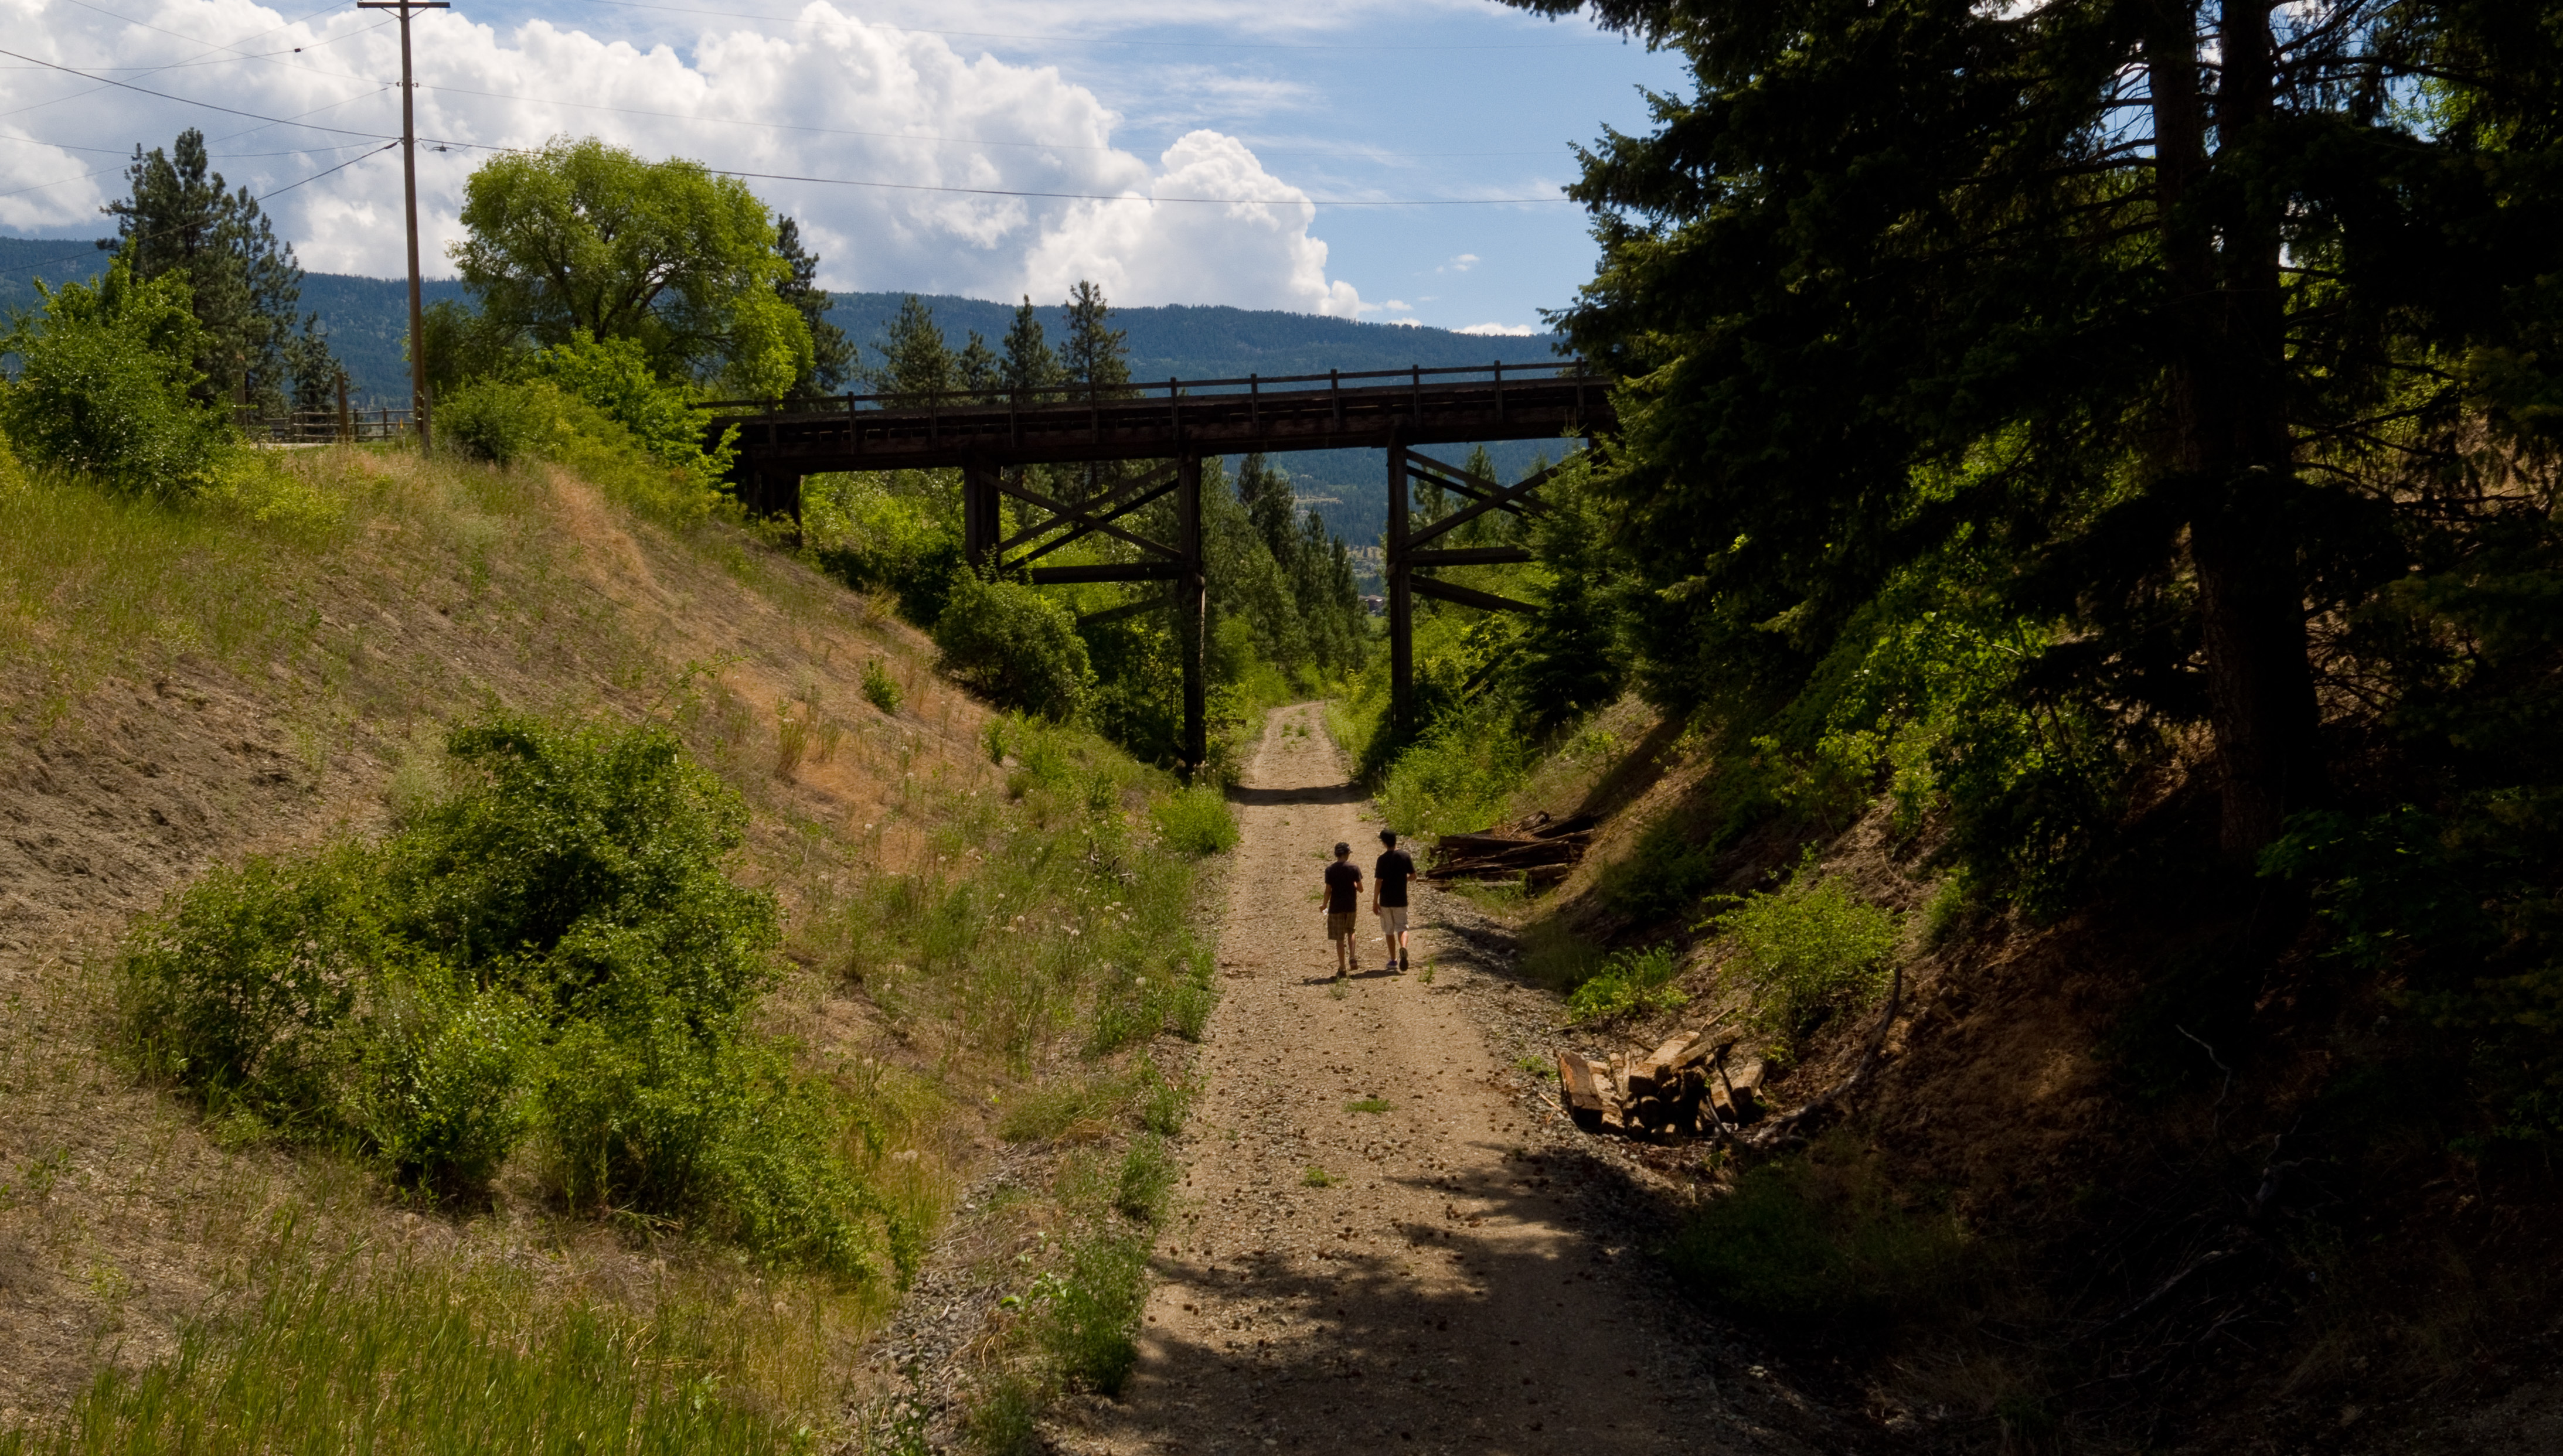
[{"left": 358, "top": 0, "right": 448, "bottom": 451}]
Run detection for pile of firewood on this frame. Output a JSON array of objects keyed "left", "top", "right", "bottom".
[
  {"left": 1425, "top": 809, "right": 1600, "bottom": 887},
  {"left": 1555, "top": 1025, "right": 1766, "bottom": 1138}
]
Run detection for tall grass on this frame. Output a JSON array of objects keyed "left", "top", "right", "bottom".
[
  {"left": 816, "top": 715, "right": 1219, "bottom": 1070},
  {"left": 0, "top": 1246, "right": 849, "bottom": 1455}
]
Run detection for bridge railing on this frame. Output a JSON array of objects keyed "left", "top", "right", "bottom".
[{"left": 691, "top": 358, "right": 1597, "bottom": 417}]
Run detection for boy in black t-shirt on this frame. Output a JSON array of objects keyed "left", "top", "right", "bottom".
[
  {"left": 1374, "top": 828, "right": 1415, "bottom": 973},
  {"left": 1322, "top": 841, "right": 1363, "bottom": 977}
]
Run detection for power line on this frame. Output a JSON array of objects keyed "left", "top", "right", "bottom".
[
  {"left": 0, "top": 141, "right": 397, "bottom": 277},
  {"left": 0, "top": 2, "right": 366, "bottom": 122},
  {"left": 569, "top": 0, "right": 1626, "bottom": 51},
  {"left": 55, "top": 0, "right": 394, "bottom": 85},
  {"left": 415, "top": 136, "right": 1568, "bottom": 206},
  {"left": 411, "top": 80, "right": 1557, "bottom": 160},
  {"left": 0, "top": 46, "right": 394, "bottom": 139}
]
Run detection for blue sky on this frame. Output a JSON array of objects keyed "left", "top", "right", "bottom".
[{"left": 0, "top": 0, "right": 1686, "bottom": 331}]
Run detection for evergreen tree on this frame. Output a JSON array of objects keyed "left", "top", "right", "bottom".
[
  {"left": 1505, "top": 0, "right": 2563, "bottom": 857},
  {"left": 870, "top": 295, "right": 952, "bottom": 403},
  {"left": 955, "top": 332, "right": 1000, "bottom": 402},
  {"left": 104, "top": 128, "right": 331, "bottom": 415},
  {"left": 1235, "top": 453, "right": 1298, "bottom": 568},
  {"left": 1059, "top": 281, "right": 1130, "bottom": 395},
  {"left": 772, "top": 217, "right": 855, "bottom": 395},
  {"left": 1000, "top": 295, "right": 1061, "bottom": 397}
]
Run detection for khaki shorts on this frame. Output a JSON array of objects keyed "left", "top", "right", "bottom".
[
  {"left": 1376, "top": 905, "right": 1409, "bottom": 935},
  {"left": 1326, "top": 911, "right": 1357, "bottom": 941}
]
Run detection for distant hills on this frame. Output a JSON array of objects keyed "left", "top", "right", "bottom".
[{"left": 3, "top": 236, "right": 1577, "bottom": 561}]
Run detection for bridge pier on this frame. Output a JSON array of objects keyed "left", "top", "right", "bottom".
[
  {"left": 1176, "top": 455, "right": 1207, "bottom": 776},
  {"left": 1386, "top": 438, "right": 1413, "bottom": 739},
  {"left": 962, "top": 458, "right": 1001, "bottom": 568}
]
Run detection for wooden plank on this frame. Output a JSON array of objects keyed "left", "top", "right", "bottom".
[
  {"left": 1556, "top": 1051, "right": 1608, "bottom": 1131},
  {"left": 1025, "top": 561, "right": 1183, "bottom": 585},
  {"left": 1410, "top": 575, "right": 1538, "bottom": 616}
]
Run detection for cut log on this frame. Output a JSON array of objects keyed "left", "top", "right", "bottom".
[
  {"left": 1531, "top": 813, "right": 1602, "bottom": 839},
  {"left": 1556, "top": 1051, "right": 1609, "bottom": 1131}
]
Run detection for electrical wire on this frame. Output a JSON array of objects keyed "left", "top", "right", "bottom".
[
  {"left": 570, "top": 0, "right": 1624, "bottom": 51},
  {"left": 0, "top": 141, "right": 397, "bottom": 277}
]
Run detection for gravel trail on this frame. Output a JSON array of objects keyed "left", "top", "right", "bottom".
[{"left": 1071, "top": 702, "right": 1757, "bottom": 1456}]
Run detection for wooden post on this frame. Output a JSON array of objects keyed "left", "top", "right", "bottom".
[
  {"left": 335, "top": 370, "right": 351, "bottom": 444},
  {"left": 1177, "top": 453, "right": 1207, "bottom": 776},
  {"left": 962, "top": 459, "right": 1000, "bottom": 569},
  {"left": 1387, "top": 438, "right": 1412, "bottom": 739}
]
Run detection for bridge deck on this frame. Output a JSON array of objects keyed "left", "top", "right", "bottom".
[{"left": 700, "top": 362, "right": 1610, "bottom": 473}]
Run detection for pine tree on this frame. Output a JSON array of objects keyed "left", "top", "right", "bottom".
[
  {"left": 772, "top": 217, "right": 855, "bottom": 395},
  {"left": 104, "top": 128, "right": 331, "bottom": 415},
  {"left": 1000, "top": 295, "right": 1061, "bottom": 397},
  {"left": 1235, "top": 454, "right": 1298, "bottom": 568},
  {"left": 1059, "top": 281, "right": 1131, "bottom": 396},
  {"left": 1505, "top": 0, "right": 2563, "bottom": 856},
  {"left": 955, "top": 332, "right": 1000, "bottom": 402},
  {"left": 870, "top": 295, "right": 952, "bottom": 403}
]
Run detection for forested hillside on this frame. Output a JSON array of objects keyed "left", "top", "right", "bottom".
[{"left": 1315, "top": 1, "right": 2563, "bottom": 1450}]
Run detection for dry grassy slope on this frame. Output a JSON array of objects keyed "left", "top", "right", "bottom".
[
  {"left": 1473, "top": 697, "right": 2563, "bottom": 1454},
  {"left": 0, "top": 451, "right": 999, "bottom": 1428}
]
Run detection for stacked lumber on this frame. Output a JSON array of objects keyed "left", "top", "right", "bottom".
[
  {"left": 1554, "top": 1025, "right": 1765, "bottom": 1138},
  {"left": 1427, "top": 810, "right": 1601, "bottom": 885}
]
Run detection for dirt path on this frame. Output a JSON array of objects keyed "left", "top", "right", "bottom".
[{"left": 1073, "top": 703, "right": 1754, "bottom": 1456}]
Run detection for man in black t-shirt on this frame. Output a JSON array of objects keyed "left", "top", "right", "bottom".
[
  {"left": 1322, "top": 841, "right": 1363, "bottom": 978},
  {"left": 1374, "top": 828, "right": 1416, "bottom": 973}
]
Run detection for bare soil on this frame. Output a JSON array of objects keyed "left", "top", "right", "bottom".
[{"left": 1070, "top": 703, "right": 1792, "bottom": 1456}]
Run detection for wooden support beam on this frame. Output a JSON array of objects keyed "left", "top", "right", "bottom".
[
  {"left": 1411, "top": 574, "right": 1537, "bottom": 615},
  {"left": 1405, "top": 545, "right": 1534, "bottom": 568},
  {"left": 1177, "top": 454, "right": 1207, "bottom": 776},
  {"left": 1025, "top": 561, "right": 1183, "bottom": 585},
  {"left": 962, "top": 459, "right": 1000, "bottom": 568},
  {"left": 1405, "top": 449, "right": 1555, "bottom": 515},
  {"left": 1404, "top": 454, "right": 1566, "bottom": 551},
  {"left": 1076, "top": 592, "right": 1168, "bottom": 629},
  {"left": 996, "top": 476, "right": 1180, "bottom": 562},
  {"left": 995, "top": 461, "right": 1178, "bottom": 557},
  {"left": 1387, "top": 437, "right": 1413, "bottom": 738}
]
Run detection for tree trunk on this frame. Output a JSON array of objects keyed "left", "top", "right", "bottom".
[{"left": 2150, "top": 0, "right": 2326, "bottom": 858}]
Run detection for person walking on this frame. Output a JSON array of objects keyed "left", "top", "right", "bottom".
[
  {"left": 1374, "top": 828, "right": 1415, "bottom": 973},
  {"left": 1323, "top": 841, "right": 1364, "bottom": 977}
]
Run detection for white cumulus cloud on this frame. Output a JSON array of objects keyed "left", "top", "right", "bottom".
[
  {"left": 1456, "top": 322, "right": 1539, "bottom": 336},
  {"left": 0, "top": 0, "right": 1366, "bottom": 315}
]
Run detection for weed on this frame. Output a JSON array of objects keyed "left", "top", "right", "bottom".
[
  {"left": 1136, "top": 1062, "right": 1193, "bottom": 1136},
  {"left": 1707, "top": 867, "right": 1901, "bottom": 1038},
  {"left": 1601, "top": 819, "right": 1721, "bottom": 923},
  {"left": 862, "top": 658, "right": 903, "bottom": 715},
  {"left": 1417, "top": 960, "right": 1436, "bottom": 985},
  {"left": 998, "top": 1074, "right": 1134, "bottom": 1144},
  {"left": 776, "top": 698, "right": 812, "bottom": 778},
  {"left": 1302, "top": 1167, "right": 1336, "bottom": 1188},
  {"left": 1151, "top": 785, "right": 1239, "bottom": 856},
  {"left": 1567, "top": 945, "right": 1690, "bottom": 1023},
  {"left": 0, "top": 1249, "right": 835, "bottom": 1455},
  {"left": 1516, "top": 1055, "right": 1553, "bottom": 1078},
  {"left": 1114, "top": 1134, "right": 1179, "bottom": 1222},
  {"left": 1346, "top": 1097, "right": 1393, "bottom": 1114},
  {"left": 960, "top": 1377, "right": 1039, "bottom": 1455},
  {"left": 1661, "top": 1133, "right": 1970, "bottom": 1331},
  {"left": 1029, "top": 1225, "right": 1149, "bottom": 1396}
]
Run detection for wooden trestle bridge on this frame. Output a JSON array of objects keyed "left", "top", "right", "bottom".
[{"left": 700, "top": 360, "right": 1614, "bottom": 771}]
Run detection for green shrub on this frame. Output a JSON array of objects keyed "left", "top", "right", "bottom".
[
  {"left": 1565, "top": 944, "right": 1689, "bottom": 1023},
  {"left": 0, "top": 258, "right": 228, "bottom": 496},
  {"left": 808, "top": 473, "right": 964, "bottom": 625},
  {"left": 1031, "top": 1226, "right": 1148, "bottom": 1396},
  {"left": 1602, "top": 819, "right": 1721, "bottom": 923},
  {"left": 1708, "top": 868, "right": 1901, "bottom": 1038},
  {"left": 933, "top": 567, "right": 1092, "bottom": 718},
  {"left": 1114, "top": 1133, "right": 1178, "bottom": 1222},
  {"left": 117, "top": 713, "right": 894, "bottom": 1276},
  {"left": 1151, "top": 784, "right": 1238, "bottom": 855},
  {"left": 438, "top": 377, "right": 563, "bottom": 466},
  {"left": 1662, "top": 1136, "right": 1969, "bottom": 1330},
  {"left": 862, "top": 657, "right": 903, "bottom": 714}
]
